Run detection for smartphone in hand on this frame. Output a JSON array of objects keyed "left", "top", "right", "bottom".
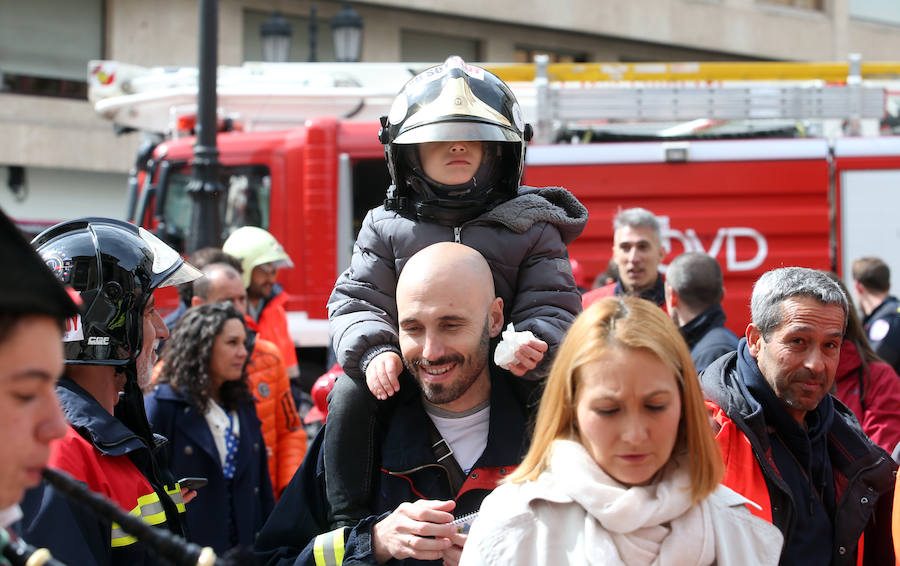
[{"left": 177, "top": 477, "right": 208, "bottom": 491}]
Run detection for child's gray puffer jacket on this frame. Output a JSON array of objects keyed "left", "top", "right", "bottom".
[{"left": 328, "top": 185, "right": 588, "bottom": 381}]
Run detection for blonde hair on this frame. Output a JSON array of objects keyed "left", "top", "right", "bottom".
[{"left": 507, "top": 297, "right": 724, "bottom": 503}]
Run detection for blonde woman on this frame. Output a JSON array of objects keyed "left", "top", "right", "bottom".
[{"left": 460, "top": 297, "right": 782, "bottom": 566}]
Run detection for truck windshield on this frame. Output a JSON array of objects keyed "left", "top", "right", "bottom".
[{"left": 160, "top": 164, "right": 271, "bottom": 252}]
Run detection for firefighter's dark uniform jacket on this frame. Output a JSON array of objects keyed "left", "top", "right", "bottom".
[
  {"left": 19, "top": 378, "right": 185, "bottom": 566},
  {"left": 863, "top": 295, "right": 900, "bottom": 375},
  {"left": 680, "top": 304, "right": 739, "bottom": 373},
  {"left": 700, "top": 343, "right": 896, "bottom": 566},
  {"left": 255, "top": 369, "right": 528, "bottom": 566}
]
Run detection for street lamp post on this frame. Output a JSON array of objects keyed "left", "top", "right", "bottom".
[
  {"left": 186, "top": 0, "right": 224, "bottom": 253},
  {"left": 309, "top": 3, "right": 318, "bottom": 62},
  {"left": 331, "top": 1, "right": 364, "bottom": 62},
  {"left": 260, "top": 11, "right": 292, "bottom": 63}
]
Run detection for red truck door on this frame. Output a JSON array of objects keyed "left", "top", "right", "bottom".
[{"left": 524, "top": 138, "right": 833, "bottom": 334}]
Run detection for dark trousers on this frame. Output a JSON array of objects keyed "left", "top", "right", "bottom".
[{"left": 322, "top": 374, "right": 390, "bottom": 527}]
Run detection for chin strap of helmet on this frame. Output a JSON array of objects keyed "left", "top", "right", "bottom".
[
  {"left": 113, "top": 365, "right": 156, "bottom": 449},
  {"left": 401, "top": 168, "right": 506, "bottom": 226},
  {"left": 113, "top": 364, "right": 185, "bottom": 536}
]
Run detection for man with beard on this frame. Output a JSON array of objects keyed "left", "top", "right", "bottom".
[
  {"left": 20, "top": 218, "right": 202, "bottom": 566},
  {"left": 255, "top": 242, "right": 528, "bottom": 566},
  {"left": 700, "top": 267, "right": 896, "bottom": 565}
]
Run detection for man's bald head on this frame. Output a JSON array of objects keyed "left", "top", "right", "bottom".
[
  {"left": 397, "top": 243, "right": 503, "bottom": 412},
  {"left": 398, "top": 242, "right": 496, "bottom": 310},
  {"left": 192, "top": 263, "right": 249, "bottom": 316}
]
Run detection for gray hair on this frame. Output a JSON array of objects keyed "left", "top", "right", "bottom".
[
  {"left": 613, "top": 207, "right": 661, "bottom": 241},
  {"left": 751, "top": 267, "right": 849, "bottom": 338},
  {"left": 666, "top": 252, "right": 723, "bottom": 311}
]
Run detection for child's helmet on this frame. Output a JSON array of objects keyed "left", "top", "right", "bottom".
[
  {"left": 32, "top": 218, "right": 201, "bottom": 367},
  {"left": 379, "top": 56, "right": 532, "bottom": 226}
]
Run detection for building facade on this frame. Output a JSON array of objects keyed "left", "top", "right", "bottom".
[{"left": 2, "top": 0, "right": 899, "bottom": 226}]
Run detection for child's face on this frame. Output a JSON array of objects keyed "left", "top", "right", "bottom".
[{"left": 418, "top": 141, "right": 483, "bottom": 186}]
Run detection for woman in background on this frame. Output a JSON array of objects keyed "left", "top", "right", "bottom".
[
  {"left": 460, "top": 297, "right": 782, "bottom": 566},
  {"left": 146, "top": 303, "right": 273, "bottom": 555},
  {"left": 827, "top": 272, "right": 900, "bottom": 460}
]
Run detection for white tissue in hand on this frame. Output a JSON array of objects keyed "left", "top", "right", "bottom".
[{"left": 493, "top": 323, "right": 536, "bottom": 369}]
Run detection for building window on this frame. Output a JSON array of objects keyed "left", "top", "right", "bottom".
[
  {"left": 157, "top": 164, "right": 272, "bottom": 254},
  {"left": 243, "top": 9, "right": 336, "bottom": 62},
  {"left": 758, "top": 0, "right": 824, "bottom": 9},
  {"left": 514, "top": 47, "right": 589, "bottom": 64},
  {"left": 850, "top": 0, "right": 900, "bottom": 25},
  {"left": 400, "top": 30, "right": 480, "bottom": 63},
  {"left": 0, "top": 0, "right": 103, "bottom": 99}
]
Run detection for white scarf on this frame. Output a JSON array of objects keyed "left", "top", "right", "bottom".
[{"left": 546, "top": 439, "right": 715, "bottom": 566}]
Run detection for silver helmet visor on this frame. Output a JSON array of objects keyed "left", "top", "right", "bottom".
[{"left": 138, "top": 227, "right": 203, "bottom": 287}]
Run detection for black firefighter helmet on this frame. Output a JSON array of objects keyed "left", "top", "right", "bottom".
[
  {"left": 379, "top": 55, "right": 533, "bottom": 226},
  {"left": 0, "top": 208, "right": 79, "bottom": 323},
  {"left": 32, "top": 218, "right": 201, "bottom": 367}
]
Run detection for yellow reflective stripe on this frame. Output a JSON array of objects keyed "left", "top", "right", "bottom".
[
  {"left": 111, "top": 505, "right": 141, "bottom": 547},
  {"left": 313, "top": 534, "right": 326, "bottom": 566},
  {"left": 168, "top": 484, "right": 187, "bottom": 513},
  {"left": 313, "top": 528, "right": 346, "bottom": 566},
  {"left": 109, "top": 491, "right": 173, "bottom": 547},
  {"left": 136, "top": 492, "right": 166, "bottom": 525},
  {"left": 111, "top": 533, "right": 138, "bottom": 547},
  {"left": 331, "top": 528, "right": 345, "bottom": 565}
]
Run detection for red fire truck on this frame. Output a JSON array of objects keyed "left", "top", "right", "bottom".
[{"left": 88, "top": 57, "right": 900, "bottom": 379}]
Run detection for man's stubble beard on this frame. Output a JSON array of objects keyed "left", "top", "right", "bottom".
[{"left": 404, "top": 319, "right": 491, "bottom": 406}]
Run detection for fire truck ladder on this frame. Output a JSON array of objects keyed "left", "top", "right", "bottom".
[
  {"left": 489, "top": 55, "right": 899, "bottom": 144},
  {"left": 89, "top": 56, "right": 900, "bottom": 142}
]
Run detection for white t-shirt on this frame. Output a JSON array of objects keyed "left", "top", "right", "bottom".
[
  {"left": 425, "top": 400, "right": 490, "bottom": 474},
  {"left": 204, "top": 401, "right": 241, "bottom": 470}
]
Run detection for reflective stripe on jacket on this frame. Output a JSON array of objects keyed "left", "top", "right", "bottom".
[{"left": 20, "top": 378, "right": 185, "bottom": 566}]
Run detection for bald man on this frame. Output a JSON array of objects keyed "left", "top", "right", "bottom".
[{"left": 256, "top": 243, "right": 529, "bottom": 566}]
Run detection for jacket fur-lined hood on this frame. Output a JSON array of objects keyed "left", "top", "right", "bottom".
[{"left": 480, "top": 186, "right": 588, "bottom": 244}]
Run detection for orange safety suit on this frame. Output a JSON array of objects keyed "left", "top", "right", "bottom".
[
  {"left": 246, "top": 337, "right": 307, "bottom": 498},
  {"left": 250, "top": 290, "right": 298, "bottom": 373}
]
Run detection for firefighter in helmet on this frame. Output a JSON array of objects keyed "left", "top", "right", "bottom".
[
  {"left": 223, "top": 226, "right": 299, "bottom": 380},
  {"left": 20, "top": 218, "right": 202, "bottom": 566},
  {"left": 322, "top": 56, "right": 588, "bottom": 531}
]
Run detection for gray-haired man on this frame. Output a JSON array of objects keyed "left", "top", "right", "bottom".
[
  {"left": 700, "top": 267, "right": 895, "bottom": 565},
  {"left": 582, "top": 207, "right": 666, "bottom": 308}
]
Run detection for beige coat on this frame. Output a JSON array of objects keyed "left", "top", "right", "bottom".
[{"left": 460, "top": 441, "right": 783, "bottom": 566}]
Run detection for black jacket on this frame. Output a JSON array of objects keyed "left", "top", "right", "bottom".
[
  {"left": 19, "top": 378, "right": 184, "bottom": 566},
  {"left": 255, "top": 369, "right": 528, "bottom": 566},
  {"left": 700, "top": 348, "right": 896, "bottom": 565},
  {"left": 680, "top": 304, "right": 738, "bottom": 372},
  {"left": 863, "top": 296, "right": 900, "bottom": 375}
]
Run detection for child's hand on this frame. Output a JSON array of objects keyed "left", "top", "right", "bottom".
[
  {"left": 506, "top": 339, "right": 548, "bottom": 377},
  {"left": 366, "top": 351, "right": 403, "bottom": 400}
]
